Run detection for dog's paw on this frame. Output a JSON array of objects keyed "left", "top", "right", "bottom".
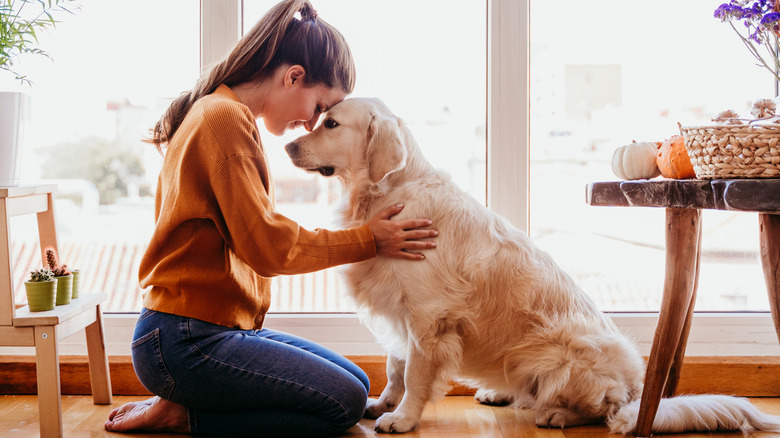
[
  {"left": 374, "top": 412, "right": 418, "bottom": 433},
  {"left": 536, "top": 408, "right": 569, "bottom": 428},
  {"left": 474, "top": 388, "right": 514, "bottom": 406},
  {"left": 364, "top": 398, "right": 396, "bottom": 419},
  {"left": 536, "top": 409, "right": 566, "bottom": 428},
  {"left": 535, "top": 407, "right": 599, "bottom": 429}
]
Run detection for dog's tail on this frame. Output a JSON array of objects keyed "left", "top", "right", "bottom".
[{"left": 607, "top": 394, "right": 780, "bottom": 436}]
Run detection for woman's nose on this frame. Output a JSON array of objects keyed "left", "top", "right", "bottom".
[{"left": 303, "top": 112, "right": 321, "bottom": 132}]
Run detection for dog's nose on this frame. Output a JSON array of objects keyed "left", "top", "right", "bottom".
[{"left": 284, "top": 141, "right": 299, "bottom": 157}]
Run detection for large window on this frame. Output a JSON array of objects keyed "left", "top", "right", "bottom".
[
  {"left": 6, "top": 1, "right": 486, "bottom": 313},
  {"left": 529, "top": 0, "right": 771, "bottom": 311},
  {"left": 4, "top": 1, "right": 780, "bottom": 358},
  {"left": 4, "top": 0, "right": 199, "bottom": 312},
  {"left": 4, "top": 0, "right": 775, "bottom": 316}
]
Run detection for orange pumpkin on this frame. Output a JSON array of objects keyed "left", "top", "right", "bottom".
[{"left": 656, "top": 135, "right": 695, "bottom": 179}]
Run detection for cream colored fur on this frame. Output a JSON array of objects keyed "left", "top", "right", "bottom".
[{"left": 285, "top": 97, "right": 780, "bottom": 435}]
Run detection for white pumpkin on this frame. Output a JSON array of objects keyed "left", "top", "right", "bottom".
[{"left": 611, "top": 141, "right": 661, "bottom": 180}]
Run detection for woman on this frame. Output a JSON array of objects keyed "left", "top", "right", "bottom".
[{"left": 104, "top": 1, "right": 437, "bottom": 436}]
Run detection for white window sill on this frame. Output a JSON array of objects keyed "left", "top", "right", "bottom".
[{"left": 1, "top": 312, "right": 778, "bottom": 357}]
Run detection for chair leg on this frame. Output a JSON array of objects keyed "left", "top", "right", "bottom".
[
  {"left": 633, "top": 208, "right": 701, "bottom": 437},
  {"left": 85, "top": 304, "right": 112, "bottom": 404},
  {"left": 35, "top": 325, "right": 63, "bottom": 438},
  {"left": 760, "top": 213, "right": 780, "bottom": 345}
]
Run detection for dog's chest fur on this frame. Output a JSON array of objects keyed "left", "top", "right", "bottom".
[{"left": 337, "top": 170, "right": 538, "bottom": 356}]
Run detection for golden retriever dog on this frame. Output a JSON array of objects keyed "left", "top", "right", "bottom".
[{"left": 284, "top": 97, "right": 780, "bottom": 435}]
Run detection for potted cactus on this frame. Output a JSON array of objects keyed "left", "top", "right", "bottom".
[
  {"left": 23, "top": 268, "right": 57, "bottom": 311},
  {"left": 45, "top": 247, "right": 72, "bottom": 305}
]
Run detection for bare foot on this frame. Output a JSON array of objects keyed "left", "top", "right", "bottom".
[{"left": 105, "top": 396, "right": 190, "bottom": 433}]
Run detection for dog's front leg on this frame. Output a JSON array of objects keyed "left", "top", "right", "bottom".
[
  {"left": 374, "top": 343, "right": 441, "bottom": 433},
  {"left": 365, "top": 354, "right": 406, "bottom": 419}
]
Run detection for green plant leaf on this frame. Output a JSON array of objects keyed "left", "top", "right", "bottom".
[{"left": 0, "top": 0, "right": 79, "bottom": 83}]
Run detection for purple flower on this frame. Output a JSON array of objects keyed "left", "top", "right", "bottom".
[
  {"left": 714, "top": 2, "right": 769, "bottom": 22},
  {"left": 715, "top": 3, "right": 742, "bottom": 21},
  {"left": 760, "top": 11, "right": 780, "bottom": 29},
  {"left": 714, "top": 0, "right": 780, "bottom": 82}
]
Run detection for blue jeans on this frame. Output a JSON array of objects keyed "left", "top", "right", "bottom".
[{"left": 131, "top": 308, "right": 370, "bottom": 437}]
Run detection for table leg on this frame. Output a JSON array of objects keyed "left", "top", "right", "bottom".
[
  {"left": 662, "top": 222, "right": 702, "bottom": 398},
  {"left": 760, "top": 213, "right": 780, "bottom": 345},
  {"left": 633, "top": 208, "right": 701, "bottom": 437}
]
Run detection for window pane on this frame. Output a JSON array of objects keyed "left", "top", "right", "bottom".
[
  {"left": 243, "top": 1, "right": 487, "bottom": 311},
  {"left": 530, "top": 0, "right": 770, "bottom": 311},
  {"left": 5, "top": 0, "right": 199, "bottom": 312}
]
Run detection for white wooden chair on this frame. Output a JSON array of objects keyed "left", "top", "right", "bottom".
[{"left": 0, "top": 185, "right": 112, "bottom": 437}]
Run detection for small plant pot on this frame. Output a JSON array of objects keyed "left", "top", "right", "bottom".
[
  {"left": 54, "top": 274, "right": 73, "bottom": 305},
  {"left": 24, "top": 279, "right": 57, "bottom": 312},
  {"left": 71, "top": 269, "right": 80, "bottom": 299}
]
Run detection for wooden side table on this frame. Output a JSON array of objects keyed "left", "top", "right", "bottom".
[
  {"left": 586, "top": 179, "right": 780, "bottom": 437},
  {"left": 0, "top": 185, "right": 112, "bottom": 437}
]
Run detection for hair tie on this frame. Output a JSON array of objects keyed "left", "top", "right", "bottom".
[{"left": 303, "top": 6, "right": 318, "bottom": 21}]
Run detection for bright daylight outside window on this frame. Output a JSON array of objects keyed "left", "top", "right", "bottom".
[
  {"left": 529, "top": 0, "right": 772, "bottom": 311},
  {"left": 11, "top": 0, "right": 765, "bottom": 316},
  {"left": 5, "top": 1, "right": 486, "bottom": 314},
  {"left": 242, "top": 1, "right": 487, "bottom": 312},
  {"left": 4, "top": 1, "right": 199, "bottom": 313}
]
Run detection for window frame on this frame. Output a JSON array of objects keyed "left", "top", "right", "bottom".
[
  {"left": 30, "top": 312, "right": 778, "bottom": 357},
  {"left": 3, "top": 0, "right": 776, "bottom": 358}
]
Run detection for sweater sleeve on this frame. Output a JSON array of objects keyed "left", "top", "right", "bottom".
[{"left": 202, "top": 100, "right": 376, "bottom": 277}]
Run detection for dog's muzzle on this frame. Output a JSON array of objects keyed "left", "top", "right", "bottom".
[
  {"left": 284, "top": 141, "right": 335, "bottom": 176},
  {"left": 284, "top": 141, "right": 299, "bottom": 158}
]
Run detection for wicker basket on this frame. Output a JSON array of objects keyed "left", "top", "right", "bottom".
[{"left": 679, "top": 124, "right": 780, "bottom": 179}]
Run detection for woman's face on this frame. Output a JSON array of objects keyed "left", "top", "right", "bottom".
[{"left": 263, "top": 65, "right": 347, "bottom": 136}]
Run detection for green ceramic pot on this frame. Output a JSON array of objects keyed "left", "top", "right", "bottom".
[
  {"left": 54, "top": 274, "right": 73, "bottom": 305},
  {"left": 71, "top": 269, "right": 79, "bottom": 299},
  {"left": 24, "top": 279, "right": 57, "bottom": 311}
]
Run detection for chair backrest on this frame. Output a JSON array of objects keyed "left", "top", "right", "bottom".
[{"left": 0, "top": 185, "right": 59, "bottom": 326}]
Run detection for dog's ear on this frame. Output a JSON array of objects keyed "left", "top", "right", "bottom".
[{"left": 365, "top": 110, "right": 407, "bottom": 184}]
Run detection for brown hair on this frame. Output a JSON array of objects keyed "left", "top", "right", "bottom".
[{"left": 148, "top": 0, "right": 355, "bottom": 152}]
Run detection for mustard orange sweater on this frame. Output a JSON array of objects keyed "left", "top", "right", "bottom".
[{"left": 139, "top": 84, "right": 376, "bottom": 329}]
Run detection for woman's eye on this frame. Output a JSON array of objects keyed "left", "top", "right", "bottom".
[{"left": 323, "top": 118, "right": 339, "bottom": 129}]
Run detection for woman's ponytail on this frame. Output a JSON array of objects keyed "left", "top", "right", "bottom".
[{"left": 148, "top": 0, "right": 353, "bottom": 152}]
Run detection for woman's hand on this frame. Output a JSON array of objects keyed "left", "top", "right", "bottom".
[{"left": 367, "top": 204, "right": 438, "bottom": 260}]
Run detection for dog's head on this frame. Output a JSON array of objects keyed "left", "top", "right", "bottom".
[{"left": 285, "top": 97, "right": 407, "bottom": 185}]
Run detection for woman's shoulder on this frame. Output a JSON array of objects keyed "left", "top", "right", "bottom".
[
  {"left": 196, "top": 90, "right": 254, "bottom": 124},
  {"left": 190, "top": 89, "right": 258, "bottom": 144},
  {"left": 180, "top": 87, "right": 262, "bottom": 160}
]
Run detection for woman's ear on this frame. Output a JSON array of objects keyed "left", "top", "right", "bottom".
[{"left": 285, "top": 65, "right": 306, "bottom": 87}]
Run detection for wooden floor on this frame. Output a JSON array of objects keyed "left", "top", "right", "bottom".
[{"left": 3, "top": 395, "right": 780, "bottom": 437}]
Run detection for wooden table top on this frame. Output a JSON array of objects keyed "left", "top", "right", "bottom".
[{"left": 586, "top": 179, "right": 780, "bottom": 212}]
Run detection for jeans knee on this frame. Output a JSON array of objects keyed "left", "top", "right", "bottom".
[
  {"left": 332, "top": 385, "right": 368, "bottom": 433},
  {"left": 347, "top": 391, "right": 369, "bottom": 425}
]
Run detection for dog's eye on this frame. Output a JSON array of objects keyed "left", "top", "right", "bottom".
[{"left": 323, "top": 118, "right": 339, "bottom": 129}]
